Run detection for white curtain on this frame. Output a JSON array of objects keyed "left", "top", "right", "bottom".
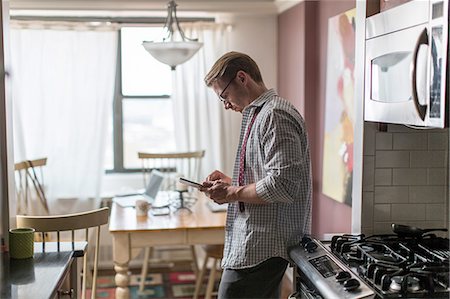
[
  {"left": 173, "top": 23, "right": 241, "bottom": 179},
  {"left": 10, "top": 24, "right": 117, "bottom": 213}
]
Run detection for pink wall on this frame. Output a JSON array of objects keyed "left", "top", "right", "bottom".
[
  {"left": 278, "top": 0, "right": 355, "bottom": 238},
  {"left": 277, "top": 2, "right": 305, "bottom": 115}
]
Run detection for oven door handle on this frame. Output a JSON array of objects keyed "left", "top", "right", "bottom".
[{"left": 411, "top": 27, "right": 428, "bottom": 121}]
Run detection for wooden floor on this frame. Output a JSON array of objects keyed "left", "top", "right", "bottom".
[{"left": 96, "top": 262, "right": 294, "bottom": 298}]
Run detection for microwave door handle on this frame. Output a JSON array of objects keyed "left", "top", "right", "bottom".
[{"left": 411, "top": 28, "right": 428, "bottom": 121}]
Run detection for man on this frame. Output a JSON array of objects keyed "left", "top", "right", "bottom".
[{"left": 200, "top": 51, "right": 312, "bottom": 299}]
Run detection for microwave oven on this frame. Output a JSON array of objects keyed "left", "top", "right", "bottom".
[{"left": 365, "top": 0, "right": 448, "bottom": 127}]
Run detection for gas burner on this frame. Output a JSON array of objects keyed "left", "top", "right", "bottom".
[
  {"left": 360, "top": 245, "right": 375, "bottom": 252},
  {"left": 365, "top": 263, "right": 401, "bottom": 281},
  {"left": 328, "top": 232, "right": 450, "bottom": 298},
  {"left": 357, "top": 242, "right": 407, "bottom": 266},
  {"left": 330, "top": 234, "right": 364, "bottom": 255},
  {"left": 389, "top": 275, "right": 422, "bottom": 293}
]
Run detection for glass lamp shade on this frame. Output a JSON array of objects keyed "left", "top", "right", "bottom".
[{"left": 142, "top": 40, "right": 203, "bottom": 70}]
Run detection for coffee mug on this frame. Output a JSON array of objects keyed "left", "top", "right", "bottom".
[
  {"left": 9, "top": 228, "right": 35, "bottom": 259},
  {"left": 136, "top": 200, "right": 150, "bottom": 217}
]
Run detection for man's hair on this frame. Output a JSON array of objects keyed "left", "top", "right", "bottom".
[{"left": 204, "top": 51, "right": 263, "bottom": 87}]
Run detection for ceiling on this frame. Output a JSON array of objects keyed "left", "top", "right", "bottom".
[{"left": 9, "top": 0, "right": 303, "bottom": 17}]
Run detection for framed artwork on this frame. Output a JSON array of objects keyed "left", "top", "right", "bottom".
[{"left": 322, "top": 8, "right": 356, "bottom": 206}]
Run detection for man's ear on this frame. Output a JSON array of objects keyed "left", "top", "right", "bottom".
[{"left": 236, "top": 70, "right": 246, "bottom": 83}]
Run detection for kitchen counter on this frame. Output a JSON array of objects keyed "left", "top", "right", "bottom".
[{"left": 0, "top": 241, "right": 86, "bottom": 299}]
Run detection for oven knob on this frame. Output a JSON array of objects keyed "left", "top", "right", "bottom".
[
  {"left": 301, "top": 236, "right": 312, "bottom": 247},
  {"left": 335, "top": 271, "right": 351, "bottom": 282},
  {"left": 343, "top": 278, "right": 360, "bottom": 291},
  {"left": 304, "top": 241, "right": 318, "bottom": 253}
]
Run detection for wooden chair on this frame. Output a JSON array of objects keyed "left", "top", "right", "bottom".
[
  {"left": 137, "top": 150, "right": 205, "bottom": 293},
  {"left": 14, "top": 158, "right": 49, "bottom": 215},
  {"left": 138, "top": 150, "right": 205, "bottom": 191},
  {"left": 193, "top": 244, "right": 224, "bottom": 299},
  {"left": 16, "top": 207, "right": 110, "bottom": 299}
]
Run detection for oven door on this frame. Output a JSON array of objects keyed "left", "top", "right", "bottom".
[
  {"left": 365, "top": 23, "right": 430, "bottom": 127},
  {"left": 289, "top": 267, "right": 323, "bottom": 299}
]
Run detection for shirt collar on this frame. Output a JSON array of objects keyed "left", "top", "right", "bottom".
[{"left": 244, "top": 89, "right": 277, "bottom": 112}]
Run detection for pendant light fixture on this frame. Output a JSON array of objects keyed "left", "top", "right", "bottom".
[{"left": 142, "top": 0, "right": 203, "bottom": 70}]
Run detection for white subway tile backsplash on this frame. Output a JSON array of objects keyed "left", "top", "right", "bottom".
[
  {"left": 363, "top": 156, "right": 375, "bottom": 191},
  {"left": 428, "top": 132, "right": 448, "bottom": 150},
  {"left": 427, "top": 168, "right": 447, "bottom": 185},
  {"left": 426, "top": 204, "right": 446, "bottom": 221},
  {"left": 375, "top": 169, "right": 392, "bottom": 186},
  {"left": 374, "top": 204, "right": 391, "bottom": 221},
  {"left": 375, "top": 133, "right": 392, "bottom": 150},
  {"left": 392, "top": 168, "right": 427, "bottom": 185},
  {"left": 376, "top": 151, "right": 410, "bottom": 168},
  {"left": 391, "top": 204, "right": 426, "bottom": 221},
  {"left": 374, "top": 186, "right": 409, "bottom": 203},
  {"left": 361, "top": 125, "right": 448, "bottom": 232},
  {"left": 373, "top": 222, "right": 394, "bottom": 234},
  {"left": 362, "top": 192, "right": 374, "bottom": 228},
  {"left": 361, "top": 227, "right": 374, "bottom": 235},
  {"left": 410, "top": 151, "right": 447, "bottom": 168},
  {"left": 363, "top": 123, "right": 377, "bottom": 156},
  {"left": 409, "top": 186, "right": 446, "bottom": 203},
  {"left": 393, "top": 133, "right": 427, "bottom": 150}
]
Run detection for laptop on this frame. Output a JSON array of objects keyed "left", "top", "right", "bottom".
[{"left": 113, "top": 170, "right": 165, "bottom": 207}]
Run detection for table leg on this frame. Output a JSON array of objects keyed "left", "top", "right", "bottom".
[
  {"left": 114, "top": 263, "right": 130, "bottom": 299},
  {"left": 112, "top": 233, "right": 131, "bottom": 299}
]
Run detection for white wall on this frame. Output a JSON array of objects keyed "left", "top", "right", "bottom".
[{"left": 224, "top": 14, "right": 278, "bottom": 89}]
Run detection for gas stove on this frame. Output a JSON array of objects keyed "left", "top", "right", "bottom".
[
  {"left": 289, "top": 228, "right": 449, "bottom": 299},
  {"left": 330, "top": 233, "right": 449, "bottom": 298}
]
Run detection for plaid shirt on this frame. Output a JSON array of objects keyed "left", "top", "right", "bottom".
[{"left": 222, "top": 89, "right": 312, "bottom": 269}]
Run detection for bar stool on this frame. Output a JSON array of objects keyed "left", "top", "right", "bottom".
[{"left": 193, "top": 244, "right": 224, "bottom": 299}]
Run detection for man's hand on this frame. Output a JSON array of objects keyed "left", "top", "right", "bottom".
[
  {"left": 202, "top": 180, "right": 239, "bottom": 204},
  {"left": 199, "top": 170, "right": 232, "bottom": 194},
  {"left": 205, "top": 170, "right": 231, "bottom": 184}
]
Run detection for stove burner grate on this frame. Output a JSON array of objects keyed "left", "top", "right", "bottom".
[
  {"left": 389, "top": 275, "right": 421, "bottom": 293},
  {"left": 330, "top": 234, "right": 450, "bottom": 298}
]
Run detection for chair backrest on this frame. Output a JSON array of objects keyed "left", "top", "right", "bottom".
[
  {"left": 16, "top": 207, "right": 109, "bottom": 299},
  {"left": 14, "top": 158, "right": 49, "bottom": 215},
  {"left": 138, "top": 150, "right": 205, "bottom": 190}
]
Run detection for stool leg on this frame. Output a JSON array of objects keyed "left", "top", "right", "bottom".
[
  {"left": 139, "top": 247, "right": 152, "bottom": 293},
  {"left": 190, "top": 245, "right": 199, "bottom": 276},
  {"left": 193, "top": 256, "right": 208, "bottom": 299},
  {"left": 205, "top": 258, "right": 218, "bottom": 299}
]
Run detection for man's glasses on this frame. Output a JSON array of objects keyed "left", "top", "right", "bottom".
[{"left": 218, "top": 75, "right": 236, "bottom": 103}]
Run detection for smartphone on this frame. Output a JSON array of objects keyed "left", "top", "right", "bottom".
[{"left": 179, "top": 177, "right": 203, "bottom": 189}]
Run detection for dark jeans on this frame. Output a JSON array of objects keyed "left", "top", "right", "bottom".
[{"left": 218, "top": 257, "right": 289, "bottom": 299}]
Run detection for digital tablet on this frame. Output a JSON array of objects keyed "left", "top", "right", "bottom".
[{"left": 179, "top": 177, "right": 203, "bottom": 189}]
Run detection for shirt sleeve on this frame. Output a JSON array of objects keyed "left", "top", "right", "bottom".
[{"left": 255, "top": 107, "right": 310, "bottom": 204}]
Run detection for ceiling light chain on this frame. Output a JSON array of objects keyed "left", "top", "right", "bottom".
[{"left": 164, "top": 1, "right": 197, "bottom": 42}]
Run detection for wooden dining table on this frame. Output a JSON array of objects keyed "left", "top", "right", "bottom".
[{"left": 109, "top": 192, "right": 226, "bottom": 299}]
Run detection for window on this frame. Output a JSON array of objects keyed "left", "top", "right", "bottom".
[{"left": 105, "top": 27, "right": 176, "bottom": 172}]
